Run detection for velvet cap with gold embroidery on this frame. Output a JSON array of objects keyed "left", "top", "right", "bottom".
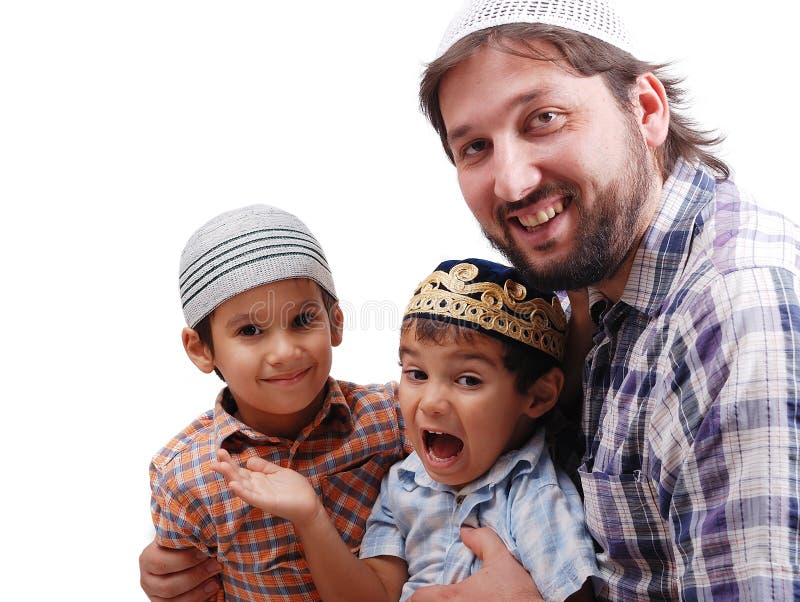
[{"left": 404, "top": 258, "right": 567, "bottom": 361}]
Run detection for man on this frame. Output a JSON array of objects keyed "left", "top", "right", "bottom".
[{"left": 141, "top": 1, "right": 800, "bottom": 599}]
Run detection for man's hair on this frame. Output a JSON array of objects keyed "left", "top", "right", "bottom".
[
  {"left": 401, "top": 317, "right": 559, "bottom": 395},
  {"left": 420, "top": 24, "right": 729, "bottom": 180},
  {"left": 194, "top": 286, "right": 339, "bottom": 381}
]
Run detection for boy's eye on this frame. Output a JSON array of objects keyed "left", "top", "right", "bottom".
[
  {"left": 405, "top": 369, "right": 427, "bottom": 382},
  {"left": 238, "top": 324, "right": 262, "bottom": 336},
  {"left": 293, "top": 311, "right": 317, "bottom": 328},
  {"left": 456, "top": 375, "right": 481, "bottom": 387}
]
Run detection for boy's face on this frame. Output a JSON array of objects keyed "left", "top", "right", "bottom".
[
  {"left": 398, "top": 328, "right": 542, "bottom": 488},
  {"left": 203, "top": 279, "right": 341, "bottom": 438}
]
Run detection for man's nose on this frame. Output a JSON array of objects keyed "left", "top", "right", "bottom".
[{"left": 493, "top": 138, "right": 543, "bottom": 203}]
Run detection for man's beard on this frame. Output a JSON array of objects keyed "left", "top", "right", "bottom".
[{"left": 484, "top": 128, "right": 655, "bottom": 292}]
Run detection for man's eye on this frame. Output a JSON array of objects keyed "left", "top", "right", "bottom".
[
  {"left": 239, "top": 324, "right": 261, "bottom": 336},
  {"left": 456, "top": 375, "right": 481, "bottom": 387},
  {"left": 463, "top": 139, "right": 488, "bottom": 157},
  {"left": 529, "top": 111, "right": 561, "bottom": 130}
]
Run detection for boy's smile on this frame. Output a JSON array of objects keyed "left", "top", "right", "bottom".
[{"left": 398, "top": 329, "right": 539, "bottom": 489}]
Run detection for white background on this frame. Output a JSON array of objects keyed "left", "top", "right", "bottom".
[{"left": 1, "top": 1, "right": 797, "bottom": 598}]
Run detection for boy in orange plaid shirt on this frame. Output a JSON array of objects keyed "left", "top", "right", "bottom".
[{"left": 149, "top": 204, "right": 409, "bottom": 601}]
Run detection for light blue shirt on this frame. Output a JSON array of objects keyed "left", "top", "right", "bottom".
[{"left": 359, "top": 429, "right": 598, "bottom": 602}]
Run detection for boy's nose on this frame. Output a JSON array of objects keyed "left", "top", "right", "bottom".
[
  {"left": 265, "top": 333, "right": 300, "bottom": 364},
  {"left": 418, "top": 383, "right": 450, "bottom": 416}
]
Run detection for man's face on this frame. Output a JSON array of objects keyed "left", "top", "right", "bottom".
[{"left": 438, "top": 41, "right": 656, "bottom": 291}]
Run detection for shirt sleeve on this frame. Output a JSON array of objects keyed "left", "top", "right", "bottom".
[
  {"left": 662, "top": 266, "right": 800, "bottom": 599},
  {"left": 358, "top": 469, "right": 406, "bottom": 561},
  {"left": 149, "top": 459, "right": 217, "bottom": 554},
  {"left": 509, "top": 463, "right": 598, "bottom": 602}
]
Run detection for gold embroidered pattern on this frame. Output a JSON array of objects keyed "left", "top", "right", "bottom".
[{"left": 404, "top": 262, "right": 567, "bottom": 361}]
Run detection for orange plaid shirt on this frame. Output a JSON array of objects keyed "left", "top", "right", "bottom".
[{"left": 150, "top": 378, "right": 409, "bottom": 601}]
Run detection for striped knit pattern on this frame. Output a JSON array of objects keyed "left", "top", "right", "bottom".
[{"left": 179, "top": 205, "right": 337, "bottom": 327}]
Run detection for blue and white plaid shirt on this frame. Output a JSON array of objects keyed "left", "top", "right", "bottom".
[
  {"left": 581, "top": 159, "right": 800, "bottom": 600},
  {"left": 360, "top": 429, "right": 598, "bottom": 602}
]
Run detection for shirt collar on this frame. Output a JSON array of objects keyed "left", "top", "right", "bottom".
[
  {"left": 589, "top": 158, "right": 716, "bottom": 323},
  {"left": 212, "top": 377, "right": 355, "bottom": 447},
  {"left": 398, "top": 429, "right": 547, "bottom": 495}
]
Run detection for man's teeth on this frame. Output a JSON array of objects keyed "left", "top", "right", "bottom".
[{"left": 517, "top": 201, "right": 564, "bottom": 228}]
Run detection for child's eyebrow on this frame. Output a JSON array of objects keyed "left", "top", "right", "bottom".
[
  {"left": 398, "top": 346, "right": 417, "bottom": 359},
  {"left": 456, "top": 351, "right": 492, "bottom": 361},
  {"left": 451, "top": 351, "right": 500, "bottom": 367},
  {"left": 225, "top": 313, "right": 255, "bottom": 328},
  {"left": 398, "top": 346, "right": 500, "bottom": 367}
]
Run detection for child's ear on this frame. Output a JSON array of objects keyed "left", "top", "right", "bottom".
[
  {"left": 329, "top": 303, "right": 344, "bottom": 348},
  {"left": 524, "top": 366, "right": 565, "bottom": 419},
  {"left": 182, "top": 327, "right": 216, "bottom": 374}
]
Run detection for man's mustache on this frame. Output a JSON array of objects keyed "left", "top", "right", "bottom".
[{"left": 496, "top": 183, "right": 578, "bottom": 221}]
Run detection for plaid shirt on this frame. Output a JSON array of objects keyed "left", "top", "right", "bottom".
[
  {"left": 360, "top": 428, "right": 598, "bottom": 602},
  {"left": 150, "top": 378, "right": 409, "bottom": 601},
  {"left": 581, "top": 159, "right": 800, "bottom": 600}
]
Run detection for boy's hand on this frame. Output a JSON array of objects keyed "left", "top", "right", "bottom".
[{"left": 212, "top": 448, "right": 321, "bottom": 525}]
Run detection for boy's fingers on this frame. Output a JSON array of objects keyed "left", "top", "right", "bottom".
[
  {"left": 209, "top": 461, "right": 237, "bottom": 481},
  {"left": 246, "top": 457, "right": 279, "bottom": 473}
]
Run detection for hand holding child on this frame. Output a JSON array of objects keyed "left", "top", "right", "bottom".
[{"left": 212, "top": 448, "right": 322, "bottom": 525}]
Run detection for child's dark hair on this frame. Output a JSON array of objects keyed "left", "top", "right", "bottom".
[
  {"left": 194, "top": 286, "right": 339, "bottom": 381},
  {"left": 401, "top": 316, "right": 559, "bottom": 394}
]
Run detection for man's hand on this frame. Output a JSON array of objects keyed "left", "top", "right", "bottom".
[
  {"left": 408, "top": 527, "right": 543, "bottom": 601},
  {"left": 139, "top": 540, "right": 221, "bottom": 601}
]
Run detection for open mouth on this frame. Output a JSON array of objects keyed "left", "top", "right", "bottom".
[{"left": 424, "top": 430, "right": 464, "bottom": 462}]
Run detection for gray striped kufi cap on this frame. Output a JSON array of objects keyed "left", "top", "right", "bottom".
[{"left": 179, "top": 204, "right": 337, "bottom": 328}]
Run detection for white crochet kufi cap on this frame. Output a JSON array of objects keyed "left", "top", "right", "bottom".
[
  {"left": 179, "top": 204, "right": 337, "bottom": 328},
  {"left": 437, "top": 0, "right": 634, "bottom": 58}
]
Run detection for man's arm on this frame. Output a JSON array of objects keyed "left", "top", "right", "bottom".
[
  {"left": 665, "top": 267, "right": 800, "bottom": 598},
  {"left": 212, "top": 449, "right": 408, "bottom": 602},
  {"left": 139, "top": 541, "right": 221, "bottom": 602}
]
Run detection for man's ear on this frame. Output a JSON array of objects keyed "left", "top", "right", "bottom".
[
  {"left": 524, "top": 366, "right": 565, "bottom": 419},
  {"left": 182, "top": 327, "right": 216, "bottom": 374},
  {"left": 633, "top": 72, "right": 669, "bottom": 149},
  {"left": 329, "top": 303, "right": 344, "bottom": 348}
]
